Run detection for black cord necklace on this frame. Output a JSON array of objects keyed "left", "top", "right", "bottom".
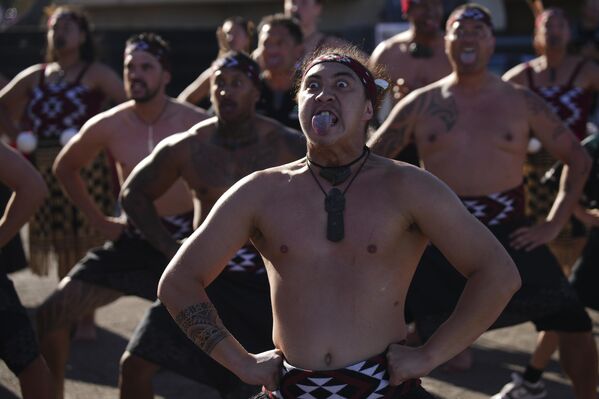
[
  {"left": 307, "top": 147, "right": 370, "bottom": 242},
  {"left": 307, "top": 146, "right": 369, "bottom": 186}
]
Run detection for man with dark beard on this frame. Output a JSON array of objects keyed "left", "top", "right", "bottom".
[
  {"left": 36, "top": 32, "right": 207, "bottom": 399},
  {"left": 118, "top": 51, "right": 305, "bottom": 399}
]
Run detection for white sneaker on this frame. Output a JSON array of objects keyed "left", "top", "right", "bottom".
[{"left": 491, "top": 372, "right": 547, "bottom": 399}]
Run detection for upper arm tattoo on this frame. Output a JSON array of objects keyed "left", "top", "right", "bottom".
[
  {"left": 175, "top": 302, "right": 231, "bottom": 354},
  {"left": 370, "top": 95, "right": 421, "bottom": 157},
  {"left": 523, "top": 90, "right": 562, "bottom": 124}
]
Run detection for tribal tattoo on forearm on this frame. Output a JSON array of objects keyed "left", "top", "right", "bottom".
[{"left": 175, "top": 302, "right": 231, "bottom": 354}]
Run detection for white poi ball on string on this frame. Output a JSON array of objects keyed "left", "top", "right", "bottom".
[
  {"left": 16, "top": 131, "right": 37, "bottom": 154},
  {"left": 527, "top": 137, "right": 542, "bottom": 153},
  {"left": 60, "top": 128, "right": 78, "bottom": 146}
]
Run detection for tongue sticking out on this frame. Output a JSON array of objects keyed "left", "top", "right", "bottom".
[{"left": 312, "top": 113, "right": 334, "bottom": 135}]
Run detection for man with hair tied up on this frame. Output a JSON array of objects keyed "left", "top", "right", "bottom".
[
  {"left": 119, "top": 51, "right": 305, "bottom": 399},
  {"left": 369, "top": 4, "right": 597, "bottom": 399},
  {"left": 36, "top": 32, "right": 206, "bottom": 399},
  {"left": 158, "top": 43, "right": 520, "bottom": 399}
]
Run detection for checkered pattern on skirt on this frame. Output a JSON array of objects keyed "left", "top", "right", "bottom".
[
  {"left": 524, "top": 148, "right": 587, "bottom": 268},
  {"left": 28, "top": 145, "right": 116, "bottom": 277}
]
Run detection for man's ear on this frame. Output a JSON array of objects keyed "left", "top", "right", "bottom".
[{"left": 364, "top": 100, "right": 374, "bottom": 121}]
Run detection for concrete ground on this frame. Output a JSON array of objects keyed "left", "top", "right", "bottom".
[{"left": 1, "top": 266, "right": 598, "bottom": 399}]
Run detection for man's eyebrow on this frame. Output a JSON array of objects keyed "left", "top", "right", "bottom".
[{"left": 305, "top": 71, "right": 357, "bottom": 80}]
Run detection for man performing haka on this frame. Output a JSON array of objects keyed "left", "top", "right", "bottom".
[
  {"left": 158, "top": 43, "right": 520, "bottom": 398},
  {"left": 369, "top": 5, "right": 597, "bottom": 399},
  {"left": 119, "top": 51, "right": 306, "bottom": 399},
  {"left": 36, "top": 32, "right": 207, "bottom": 399}
]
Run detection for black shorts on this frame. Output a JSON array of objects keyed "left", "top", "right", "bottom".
[
  {"left": 0, "top": 271, "right": 39, "bottom": 375},
  {"left": 127, "top": 268, "right": 273, "bottom": 394},
  {"left": 407, "top": 222, "right": 592, "bottom": 341},
  {"left": 570, "top": 227, "right": 599, "bottom": 311},
  {"left": 68, "top": 233, "right": 168, "bottom": 300}
]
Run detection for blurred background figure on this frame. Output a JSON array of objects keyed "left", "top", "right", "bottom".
[
  {"left": 254, "top": 14, "right": 304, "bottom": 130},
  {"left": 283, "top": 0, "right": 345, "bottom": 56},
  {"left": 0, "top": 141, "right": 53, "bottom": 399},
  {"left": 0, "top": 5, "right": 126, "bottom": 339},
  {"left": 370, "top": 0, "right": 451, "bottom": 167},
  {"left": 178, "top": 16, "right": 255, "bottom": 107}
]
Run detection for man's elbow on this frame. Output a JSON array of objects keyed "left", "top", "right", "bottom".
[
  {"left": 157, "top": 269, "right": 174, "bottom": 305},
  {"left": 498, "top": 260, "right": 521, "bottom": 299}
]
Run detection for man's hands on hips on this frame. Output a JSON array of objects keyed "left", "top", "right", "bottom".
[
  {"left": 239, "top": 349, "right": 283, "bottom": 392},
  {"left": 387, "top": 343, "right": 433, "bottom": 385}
]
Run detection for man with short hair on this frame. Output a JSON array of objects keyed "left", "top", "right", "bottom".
[
  {"left": 36, "top": 32, "right": 207, "bottom": 399},
  {"left": 369, "top": 5, "right": 597, "bottom": 398},
  {"left": 118, "top": 51, "right": 305, "bottom": 399},
  {"left": 158, "top": 43, "right": 520, "bottom": 398},
  {"left": 255, "top": 14, "right": 304, "bottom": 130},
  {"left": 370, "top": 0, "right": 451, "bottom": 167}
]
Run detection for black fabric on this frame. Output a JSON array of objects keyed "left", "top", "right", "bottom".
[
  {"left": 407, "top": 220, "right": 592, "bottom": 341},
  {"left": 127, "top": 258, "right": 272, "bottom": 396},
  {"left": 0, "top": 184, "right": 27, "bottom": 274},
  {"left": 68, "top": 233, "right": 168, "bottom": 301},
  {"left": 570, "top": 227, "right": 599, "bottom": 311},
  {"left": 0, "top": 271, "right": 39, "bottom": 375},
  {"left": 256, "top": 78, "right": 300, "bottom": 131}
]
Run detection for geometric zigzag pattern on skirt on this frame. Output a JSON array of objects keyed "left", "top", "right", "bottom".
[{"left": 266, "top": 353, "right": 422, "bottom": 399}]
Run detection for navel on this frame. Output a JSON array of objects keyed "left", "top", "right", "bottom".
[
  {"left": 504, "top": 132, "right": 514, "bottom": 142},
  {"left": 280, "top": 244, "right": 289, "bottom": 254},
  {"left": 324, "top": 353, "right": 333, "bottom": 366},
  {"left": 427, "top": 134, "right": 437, "bottom": 143},
  {"left": 367, "top": 244, "right": 377, "bottom": 254}
]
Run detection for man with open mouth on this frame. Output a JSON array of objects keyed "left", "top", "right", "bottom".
[{"left": 158, "top": 43, "right": 520, "bottom": 399}]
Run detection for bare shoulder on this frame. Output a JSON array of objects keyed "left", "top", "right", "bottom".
[
  {"left": 259, "top": 115, "right": 306, "bottom": 157},
  {"left": 370, "top": 154, "right": 456, "bottom": 206},
  {"left": 371, "top": 33, "right": 409, "bottom": 61},
  {"left": 169, "top": 97, "right": 208, "bottom": 121},
  {"left": 502, "top": 60, "right": 532, "bottom": 84},
  {"left": 81, "top": 100, "right": 134, "bottom": 135},
  {"left": 0, "top": 64, "right": 44, "bottom": 94}
]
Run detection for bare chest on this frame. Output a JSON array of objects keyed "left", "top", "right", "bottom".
[
  {"left": 414, "top": 94, "right": 528, "bottom": 156},
  {"left": 388, "top": 52, "right": 451, "bottom": 89}
]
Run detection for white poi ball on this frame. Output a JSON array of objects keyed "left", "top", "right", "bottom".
[
  {"left": 60, "top": 128, "right": 78, "bottom": 146},
  {"left": 527, "top": 137, "right": 542, "bottom": 154},
  {"left": 16, "top": 131, "right": 37, "bottom": 154}
]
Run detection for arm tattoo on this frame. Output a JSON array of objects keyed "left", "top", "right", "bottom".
[
  {"left": 369, "top": 96, "right": 420, "bottom": 157},
  {"left": 523, "top": 90, "right": 561, "bottom": 123},
  {"left": 426, "top": 91, "right": 458, "bottom": 132},
  {"left": 175, "top": 302, "right": 231, "bottom": 354}
]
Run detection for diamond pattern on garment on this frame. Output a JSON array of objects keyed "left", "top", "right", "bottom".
[
  {"left": 461, "top": 186, "right": 525, "bottom": 226},
  {"left": 225, "top": 245, "right": 266, "bottom": 274},
  {"left": 273, "top": 354, "right": 416, "bottom": 399}
]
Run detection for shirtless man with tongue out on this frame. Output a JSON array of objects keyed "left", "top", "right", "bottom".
[{"left": 158, "top": 43, "right": 520, "bottom": 398}]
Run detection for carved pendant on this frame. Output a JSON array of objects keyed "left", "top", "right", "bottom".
[
  {"left": 319, "top": 166, "right": 351, "bottom": 186},
  {"left": 325, "top": 188, "right": 345, "bottom": 242}
]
